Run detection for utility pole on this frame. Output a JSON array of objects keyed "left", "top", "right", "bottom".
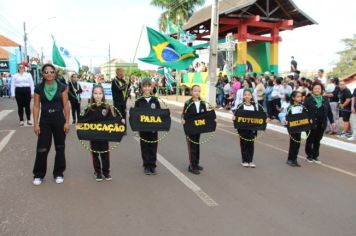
[
  {"left": 23, "top": 22, "right": 28, "bottom": 63},
  {"left": 207, "top": 0, "right": 219, "bottom": 104},
  {"left": 108, "top": 43, "right": 111, "bottom": 80}
]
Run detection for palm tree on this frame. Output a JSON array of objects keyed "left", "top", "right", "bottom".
[{"left": 151, "top": 0, "right": 205, "bottom": 32}]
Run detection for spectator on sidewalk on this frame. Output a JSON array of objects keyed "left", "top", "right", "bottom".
[
  {"left": 270, "top": 78, "right": 282, "bottom": 119},
  {"left": 265, "top": 80, "right": 274, "bottom": 119},
  {"left": 338, "top": 81, "right": 352, "bottom": 138},
  {"left": 280, "top": 79, "right": 293, "bottom": 103},
  {"left": 290, "top": 56, "right": 297, "bottom": 72},
  {"left": 215, "top": 77, "right": 225, "bottom": 109},
  {"left": 255, "top": 78, "right": 265, "bottom": 107},
  {"left": 348, "top": 88, "right": 356, "bottom": 141},
  {"left": 316, "top": 69, "right": 327, "bottom": 85},
  {"left": 324, "top": 78, "right": 340, "bottom": 135}
]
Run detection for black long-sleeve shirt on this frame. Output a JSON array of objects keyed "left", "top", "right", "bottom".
[
  {"left": 111, "top": 77, "right": 130, "bottom": 106},
  {"left": 303, "top": 96, "right": 334, "bottom": 130}
]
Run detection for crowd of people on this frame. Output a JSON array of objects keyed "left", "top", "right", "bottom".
[{"left": 215, "top": 70, "right": 356, "bottom": 141}]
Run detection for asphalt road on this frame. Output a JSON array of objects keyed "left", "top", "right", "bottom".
[{"left": 0, "top": 98, "right": 355, "bottom": 236}]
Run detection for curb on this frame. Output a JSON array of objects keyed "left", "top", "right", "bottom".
[{"left": 162, "top": 99, "right": 356, "bottom": 154}]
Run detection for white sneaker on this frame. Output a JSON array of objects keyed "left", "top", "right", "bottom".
[
  {"left": 55, "top": 177, "right": 64, "bottom": 184},
  {"left": 33, "top": 178, "right": 42, "bottom": 186},
  {"left": 241, "top": 162, "right": 249, "bottom": 167},
  {"left": 249, "top": 162, "right": 256, "bottom": 168},
  {"left": 19, "top": 121, "right": 24, "bottom": 126},
  {"left": 347, "top": 136, "right": 356, "bottom": 141}
]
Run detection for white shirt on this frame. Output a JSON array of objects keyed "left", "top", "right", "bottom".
[
  {"left": 291, "top": 105, "right": 303, "bottom": 115},
  {"left": 232, "top": 88, "right": 258, "bottom": 111},
  {"left": 194, "top": 100, "right": 201, "bottom": 113},
  {"left": 243, "top": 104, "right": 255, "bottom": 111},
  {"left": 11, "top": 72, "right": 34, "bottom": 96}
]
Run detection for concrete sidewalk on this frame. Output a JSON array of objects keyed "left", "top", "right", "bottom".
[{"left": 160, "top": 95, "right": 356, "bottom": 154}]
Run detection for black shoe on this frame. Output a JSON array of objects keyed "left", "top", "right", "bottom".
[
  {"left": 188, "top": 166, "right": 200, "bottom": 175},
  {"left": 150, "top": 167, "right": 157, "bottom": 175},
  {"left": 144, "top": 167, "right": 151, "bottom": 175},
  {"left": 198, "top": 165, "right": 204, "bottom": 171},
  {"left": 293, "top": 161, "right": 301, "bottom": 167},
  {"left": 313, "top": 158, "right": 321, "bottom": 164},
  {"left": 306, "top": 157, "right": 314, "bottom": 163},
  {"left": 95, "top": 172, "right": 103, "bottom": 182},
  {"left": 104, "top": 174, "right": 112, "bottom": 180},
  {"left": 286, "top": 160, "right": 294, "bottom": 166}
]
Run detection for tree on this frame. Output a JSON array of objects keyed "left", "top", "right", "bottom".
[
  {"left": 331, "top": 34, "right": 356, "bottom": 78},
  {"left": 125, "top": 68, "right": 151, "bottom": 78},
  {"left": 150, "top": 0, "right": 205, "bottom": 32}
]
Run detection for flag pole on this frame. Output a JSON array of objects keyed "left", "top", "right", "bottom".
[{"left": 130, "top": 24, "right": 145, "bottom": 75}]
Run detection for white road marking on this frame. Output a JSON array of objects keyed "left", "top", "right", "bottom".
[
  {"left": 0, "top": 130, "right": 15, "bottom": 153},
  {"left": 133, "top": 137, "right": 218, "bottom": 207},
  {"left": 215, "top": 125, "right": 356, "bottom": 179},
  {"left": 0, "top": 110, "right": 14, "bottom": 121}
]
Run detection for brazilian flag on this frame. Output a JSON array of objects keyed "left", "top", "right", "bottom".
[{"left": 139, "top": 27, "right": 198, "bottom": 70}]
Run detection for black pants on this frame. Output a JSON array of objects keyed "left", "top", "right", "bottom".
[
  {"left": 90, "top": 141, "right": 110, "bottom": 175},
  {"left": 258, "top": 99, "right": 264, "bottom": 108},
  {"left": 305, "top": 125, "right": 324, "bottom": 159},
  {"left": 272, "top": 98, "right": 281, "bottom": 118},
  {"left": 33, "top": 112, "right": 66, "bottom": 178},
  {"left": 267, "top": 100, "right": 274, "bottom": 118},
  {"left": 288, "top": 133, "right": 301, "bottom": 162},
  {"left": 114, "top": 103, "right": 127, "bottom": 131},
  {"left": 15, "top": 87, "right": 31, "bottom": 121},
  {"left": 70, "top": 101, "right": 81, "bottom": 123},
  {"left": 139, "top": 132, "right": 158, "bottom": 168},
  {"left": 238, "top": 129, "right": 255, "bottom": 163},
  {"left": 187, "top": 134, "right": 200, "bottom": 169}
]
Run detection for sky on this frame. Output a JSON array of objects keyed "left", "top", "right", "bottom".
[{"left": 0, "top": 0, "right": 355, "bottom": 72}]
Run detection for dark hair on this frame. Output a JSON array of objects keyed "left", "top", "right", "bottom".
[
  {"left": 333, "top": 77, "right": 340, "bottom": 86},
  {"left": 311, "top": 81, "right": 325, "bottom": 93},
  {"left": 275, "top": 78, "right": 282, "bottom": 85},
  {"left": 285, "top": 94, "right": 291, "bottom": 103},
  {"left": 267, "top": 80, "right": 273, "bottom": 86},
  {"left": 242, "top": 89, "right": 255, "bottom": 104},
  {"left": 243, "top": 79, "right": 253, "bottom": 88},
  {"left": 41, "top": 63, "right": 56, "bottom": 73},
  {"left": 141, "top": 78, "right": 152, "bottom": 87},
  {"left": 290, "top": 91, "right": 301, "bottom": 104},
  {"left": 71, "top": 73, "right": 78, "bottom": 79},
  {"left": 318, "top": 69, "right": 324, "bottom": 73}
]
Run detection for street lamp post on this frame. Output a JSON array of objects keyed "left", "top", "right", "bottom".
[{"left": 23, "top": 17, "right": 56, "bottom": 63}]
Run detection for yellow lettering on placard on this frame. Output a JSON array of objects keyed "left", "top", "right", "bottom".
[
  {"left": 140, "top": 115, "right": 162, "bottom": 123},
  {"left": 289, "top": 119, "right": 309, "bottom": 127},
  {"left": 194, "top": 119, "right": 206, "bottom": 126},
  {"left": 76, "top": 123, "right": 125, "bottom": 133},
  {"left": 236, "top": 117, "right": 264, "bottom": 124}
]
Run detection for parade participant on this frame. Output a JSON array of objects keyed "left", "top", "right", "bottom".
[
  {"left": 111, "top": 68, "right": 130, "bottom": 133},
  {"left": 232, "top": 89, "right": 258, "bottom": 168},
  {"left": 324, "top": 78, "right": 339, "bottom": 135},
  {"left": 32, "top": 64, "right": 70, "bottom": 186},
  {"left": 304, "top": 82, "right": 335, "bottom": 163},
  {"left": 85, "top": 85, "right": 117, "bottom": 181},
  {"left": 11, "top": 63, "right": 34, "bottom": 126},
  {"left": 56, "top": 69, "right": 67, "bottom": 86},
  {"left": 285, "top": 91, "right": 305, "bottom": 167},
  {"left": 182, "top": 85, "right": 208, "bottom": 175},
  {"left": 232, "top": 79, "right": 257, "bottom": 109},
  {"left": 68, "top": 73, "right": 82, "bottom": 124},
  {"left": 135, "top": 79, "right": 160, "bottom": 175}
]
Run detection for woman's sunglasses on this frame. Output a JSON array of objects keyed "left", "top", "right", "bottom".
[{"left": 44, "top": 70, "right": 55, "bottom": 75}]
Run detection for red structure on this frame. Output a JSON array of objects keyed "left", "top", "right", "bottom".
[{"left": 183, "top": 0, "right": 316, "bottom": 75}]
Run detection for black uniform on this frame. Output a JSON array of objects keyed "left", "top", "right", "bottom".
[
  {"left": 135, "top": 96, "right": 161, "bottom": 168},
  {"left": 303, "top": 96, "right": 334, "bottom": 160},
  {"left": 85, "top": 104, "right": 113, "bottom": 176},
  {"left": 286, "top": 105, "right": 307, "bottom": 163},
  {"left": 236, "top": 104, "right": 257, "bottom": 163},
  {"left": 33, "top": 82, "right": 67, "bottom": 179},
  {"left": 111, "top": 77, "right": 130, "bottom": 124},
  {"left": 182, "top": 99, "right": 207, "bottom": 170},
  {"left": 68, "top": 81, "right": 82, "bottom": 123}
]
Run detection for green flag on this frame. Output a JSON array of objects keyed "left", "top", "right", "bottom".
[
  {"left": 139, "top": 27, "right": 198, "bottom": 70},
  {"left": 167, "top": 19, "right": 179, "bottom": 34}
]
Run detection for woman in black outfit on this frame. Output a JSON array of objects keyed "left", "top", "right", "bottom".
[
  {"left": 32, "top": 64, "right": 70, "bottom": 186},
  {"left": 303, "top": 82, "right": 335, "bottom": 163},
  {"left": 68, "top": 73, "right": 82, "bottom": 124}
]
